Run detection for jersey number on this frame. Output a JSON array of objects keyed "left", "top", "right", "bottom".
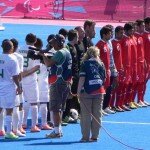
[
  {"left": 0, "top": 69, "right": 4, "bottom": 78},
  {"left": 23, "top": 56, "right": 29, "bottom": 67}
]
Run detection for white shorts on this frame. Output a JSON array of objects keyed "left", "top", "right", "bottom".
[
  {"left": 39, "top": 91, "right": 49, "bottom": 103},
  {"left": 0, "top": 90, "right": 16, "bottom": 109},
  {"left": 22, "top": 82, "right": 39, "bottom": 104}
]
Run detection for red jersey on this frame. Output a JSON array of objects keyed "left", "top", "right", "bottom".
[
  {"left": 134, "top": 32, "right": 145, "bottom": 82},
  {"left": 96, "top": 40, "right": 110, "bottom": 88},
  {"left": 142, "top": 31, "right": 150, "bottom": 65},
  {"left": 96, "top": 40, "right": 110, "bottom": 70},
  {"left": 134, "top": 32, "right": 145, "bottom": 63},
  {"left": 112, "top": 39, "right": 123, "bottom": 70},
  {"left": 121, "top": 35, "right": 131, "bottom": 84}
]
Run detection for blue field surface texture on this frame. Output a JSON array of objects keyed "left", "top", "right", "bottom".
[{"left": 0, "top": 23, "right": 150, "bottom": 150}]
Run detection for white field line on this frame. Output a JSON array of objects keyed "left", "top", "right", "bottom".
[{"left": 102, "top": 121, "right": 150, "bottom": 125}]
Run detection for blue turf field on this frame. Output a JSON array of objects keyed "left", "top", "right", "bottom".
[{"left": 0, "top": 23, "right": 150, "bottom": 150}]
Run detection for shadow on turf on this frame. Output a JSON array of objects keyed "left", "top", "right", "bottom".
[
  {"left": 0, "top": 137, "right": 46, "bottom": 142},
  {"left": 25, "top": 141, "right": 83, "bottom": 146}
]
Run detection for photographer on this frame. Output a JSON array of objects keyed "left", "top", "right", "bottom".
[{"left": 40, "top": 34, "right": 72, "bottom": 138}]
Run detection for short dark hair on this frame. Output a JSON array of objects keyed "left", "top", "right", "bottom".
[
  {"left": 34, "top": 38, "right": 43, "bottom": 49},
  {"left": 68, "top": 29, "right": 78, "bottom": 41},
  {"left": 144, "top": 17, "right": 150, "bottom": 24},
  {"left": 136, "top": 19, "right": 144, "bottom": 26},
  {"left": 100, "top": 26, "right": 111, "bottom": 38},
  {"left": 1, "top": 39, "right": 13, "bottom": 52},
  {"left": 124, "top": 23, "right": 133, "bottom": 31},
  {"left": 25, "top": 33, "right": 37, "bottom": 44},
  {"left": 115, "top": 26, "right": 124, "bottom": 33},
  {"left": 10, "top": 38, "right": 18, "bottom": 51},
  {"left": 83, "top": 20, "right": 95, "bottom": 30},
  {"left": 47, "top": 34, "right": 55, "bottom": 43},
  {"left": 105, "top": 24, "right": 114, "bottom": 31},
  {"left": 58, "top": 28, "right": 68, "bottom": 38}
]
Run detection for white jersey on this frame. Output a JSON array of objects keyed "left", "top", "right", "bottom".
[
  {"left": 38, "top": 64, "right": 49, "bottom": 92},
  {"left": 18, "top": 45, "right": 40, "bottom": 85},
  {"left": 0, "top": 53, "right": 20, "bottom": 108},
  {"left": 13, "top": 52, "right": 24, "bottom": 72}
]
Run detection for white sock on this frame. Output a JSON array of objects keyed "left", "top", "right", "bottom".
[
  {"left": 39, "top": 104, "right": 47, "bottom": 126},
  {"left": 18, "top": 110, "right": 24, "bottom": 129},
  {"left": 54, "top": 125, "right": 61, "bottom": 134},
  {"left": 50, "top": 111, "right": 54, "bottom": 124},
  {"left": 23, "top": 102, "right": 30, "bottom": 125},
  {"left": 0, "top": 110, "right": 5, "bottom": 131},
  {"left": 5, "top": 115, "right": 12, "bottom": 134},
  {"left": 12, "top": 107, "right": 19, "bottom": 132},
  {"left": 31, "top": 105, "right": 38, "bottom": 127}
]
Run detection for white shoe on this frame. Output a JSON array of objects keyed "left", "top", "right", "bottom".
[
  {"left": 138, "top": 101, "right": 147, "bottom": 107},
  {"left": 143, "top": 101, "right": 150, "bottom": 106},
  {"left": 14, "top": 130, "right": 26, "bottom": 137},
  {"left": 104, "top": 107, "right": 116, "bottom": 114},
  {"left": 102, "top": 110, "right": 109, "bottom": 116}
]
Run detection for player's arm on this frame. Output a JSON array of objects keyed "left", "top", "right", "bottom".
[
  {"left": 42, "top": 54, "right": 56, "bottom": 67},
  {"left": 22, "top": 65, "right": 40, "bottom": 78},
  {"left": 13, "top": 75, "right": 22, "bottom": 95}
]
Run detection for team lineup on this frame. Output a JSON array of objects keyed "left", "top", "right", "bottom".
[{"left": 0, "top": 17, "right": 150, "bottom": 142}]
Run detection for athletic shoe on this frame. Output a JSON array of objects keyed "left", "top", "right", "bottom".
[
  {"left": 115, "top": 106, "right": 124, "bottom": 112},
  {"left": 90, "top": 137, "right": 98, "bottom": 142},
  {"left": 61, "top": 121, "right": 68, "bottom": 126},
  {"left": 5, "top": 132, "right": 18, "bottom": 139},
  {"left": 22, "top": 124, "right": 27, "bottom": 129},
  {"left": 133, "top": 102, "right": 142, "bottom": 108},
  {"left": 102, "top": 110, "right": 109, "bottom": 116},
  {"left": 129, "top": 102, "right": 137, "bottom": 109},
  {"left": 138, "top": 101, "right": 147, "bottom": 107},
  {"left": 104, "top": 107, "right": 116, "bottom": 114},
  {"left": 0, "top": 130, "right": 5, "bottom": 136},
  {"left": 121, "top": 105, "right": 131, "bottom": 111},
  {"left": 46, "top": 131, "right": 62, "bottom": 138},
  {"left": 41, "top": 124, "right": 53, "bottom": 130},
  {"left": 13, "top": 130, "right": 26, "bottom": 137},
  {"left": 143, "top": 101, "right": 150, "bottom": 106},
  {"left": 30, "top": 126, "right": 41, "bottom": 132},
  {"left": 19, "top": 127, "right": 26, "bottom": 134}
]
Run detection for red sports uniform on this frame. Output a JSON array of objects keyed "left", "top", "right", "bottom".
[
  {"left": 134, "top": 32, "right": 145, "bottom": 102},
  {"left": 112, "top": 39, "right": 124, "bottom": 107},
  {"left": 96, "top": 40, "right": 110, "bottom": 88},
  {"left": 120, "top": 35, "right": 132, "bottom": 105}
]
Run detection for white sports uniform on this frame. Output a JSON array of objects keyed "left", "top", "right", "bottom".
[
  {"left": 18, "top": 45, "right": 40, "bottom": 103},
  {"left": 13, "top": 52, "right": 24, "bottom": 106},
  {"left": 37, "top": 64, "right": 49, "bottom": 103},
  {"left": 0, "top": 54, "right": 20, "bottom": 108}
]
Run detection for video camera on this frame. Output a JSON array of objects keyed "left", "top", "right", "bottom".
[{"left": 27, "top": 46, "right": 55, "bottom": 63}]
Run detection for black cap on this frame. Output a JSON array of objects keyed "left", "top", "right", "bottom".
[{"left": 50, "top": 34, "right": 65, "bottom": 46}]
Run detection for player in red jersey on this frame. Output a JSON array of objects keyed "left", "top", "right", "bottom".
[
  {"left": 134, "top": 20, "right": 148, "bottom": 107},
  {"left": 96, "top": 26, "right": 116, "bottom": 114},
  {"left": 120, "top": 23, "right": 133, "bottom": 110},
  {"left": 112, "top": 26, "right": 125, "bottom": 111}
]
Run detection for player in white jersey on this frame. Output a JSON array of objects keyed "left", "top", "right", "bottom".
[
  {"left": 10, "top": 38, "right": 26, "bottom": 137},
  {"left": 0, "top": 40, "right": 22, "bottom": 139},
  {"left": 34, "top": 38, "right": 53, "bottom": 130},
  {"left": 18, "top": 33, "right": 40, "bottom": 132}
]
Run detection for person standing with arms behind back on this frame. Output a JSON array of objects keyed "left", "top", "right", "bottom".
[
  {"left": 78, "top": 46, "right": 106, "bottom": 142},
  {"left": 0, "top": 40, "right": 22, "bottom": 139}
]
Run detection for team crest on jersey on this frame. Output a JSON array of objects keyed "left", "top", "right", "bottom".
[
  {"left": 148, "top": 35, "right": 150, "bottom": 41},
  {"left": 117, "top": 44, "right": 121, "bottom": 51},
  {"left": 138, "top": 38, "right": 141, "bottom": 44},
  {"left": 103, "top": 46, "right": 107, "bottom": 52}
]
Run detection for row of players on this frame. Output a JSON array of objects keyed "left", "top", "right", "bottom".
[{"left": 0, "top": 17, "right": 150, "bottom": 139}]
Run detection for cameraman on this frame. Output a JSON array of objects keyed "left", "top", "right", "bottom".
[{"left": 40, "top": 34, "right": 72, "bottom": 138}]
